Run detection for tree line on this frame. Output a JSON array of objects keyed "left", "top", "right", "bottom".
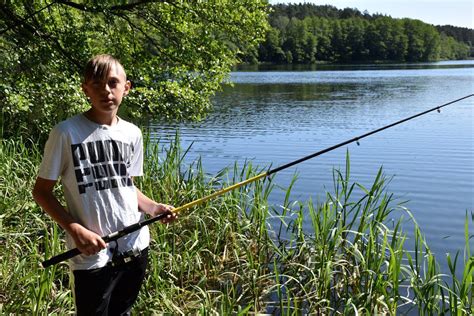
[
  {"left": 243, "top": 4, "right": 472, "bottom": 64},
  {"left": 435, "top": 25, "right": 474, "bottom": 48}
]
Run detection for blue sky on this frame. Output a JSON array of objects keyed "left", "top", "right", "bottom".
[{"left": 268, "top": 0, "right": 473, "bottom": 29}]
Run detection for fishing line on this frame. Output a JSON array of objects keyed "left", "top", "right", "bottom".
[{"left": 42, "top": 94, "right": 474, "bottom": 268}]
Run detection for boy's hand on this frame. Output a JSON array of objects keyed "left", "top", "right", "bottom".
[
  {"left": 152, "top": 203, "right": 178, "bottom": 224},
  {"left": 69, "top": 223, "right": 107, "bottom": 256},
  {"left": 136, "top": 188, "right": 177, "bottom": 224}
]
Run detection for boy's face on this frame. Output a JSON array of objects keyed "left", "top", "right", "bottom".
[{"left": 82, "top": 63, "right": 131, "bottom": 115}]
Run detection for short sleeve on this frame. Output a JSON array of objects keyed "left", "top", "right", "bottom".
[
  {"left": 129, "top": 128, "right": 143, "bottom": 177},
  {"left": 38, "top": 126, "right": 67, "bottom": 180}
]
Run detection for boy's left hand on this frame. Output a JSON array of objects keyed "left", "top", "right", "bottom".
[{"left": 153, "top": 203, "right": 177, "bottom": 224}]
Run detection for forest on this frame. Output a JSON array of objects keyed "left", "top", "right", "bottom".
[{"left": 244, "top": 4, "right": 473, "bottom": 64}]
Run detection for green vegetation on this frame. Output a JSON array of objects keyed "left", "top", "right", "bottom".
[
  {"left": 0, "top": 0, "right": 269, "bottom": 142},
  {"left": 1, "top": 138, "right": 472, "bottom": 314},
  {"left": 1, "top": 2, "right": 473, "bottom": 314},
  {"left": 246, "top": 4, "right": 472, "bottom": 64}
]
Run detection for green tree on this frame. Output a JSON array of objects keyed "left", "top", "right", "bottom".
[
  {"left": 0, "top": 0, "right": 269, "bottom": 141},
  {"left": 310, "top": 17, "right": 332, "bottom": 61},
  {"left": 439, "top": 33, "right": 470, "bottom": 60},
  {"left": 366, "top": 18, "right": 389, "bottom": 60},
  {"left": 403, "top": 19, "right": 441, "bottom": 61},
  {"left": 331, "top": 19, "right": 348, "bottom": 62},
  {"left": 404, "top": 19, "right": 426, "bottom": 61},
  {"left": 282, "top": 17, "right": 312, "bottom": 63},
  {"left": 421, "top": 23, "right": 441, "bottom": 60},
  {"left": 258, "top": 27, "right": 286, "bottom": 63},
  {"left": 345, "top": 18, "right": 369, "bottom": 61},
  {"left": 387, "top": 19, "right": 408, "bottom": 61}
]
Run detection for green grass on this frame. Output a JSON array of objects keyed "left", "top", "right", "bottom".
[{"left": 0, "top": 137, "right": 472, "bottom": 315}]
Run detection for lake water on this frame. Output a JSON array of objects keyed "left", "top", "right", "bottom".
[{"left": 150, "top": 60, "right": 474, "bottom": 268}]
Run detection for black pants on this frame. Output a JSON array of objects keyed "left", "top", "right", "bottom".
[{"left": 73, "top": 248, "right": 148, "bottom": 316}]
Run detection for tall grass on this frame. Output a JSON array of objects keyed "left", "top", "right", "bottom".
[
  {"left": 0, "top": 138, "right": 73, "bottom": 315},
  {"left": 0, "top": 137, "right": 472, "bottom": 315}
]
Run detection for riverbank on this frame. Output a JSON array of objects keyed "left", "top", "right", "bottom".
[{"left": 0, "top": 138, "right": 472, "bottom": 314}]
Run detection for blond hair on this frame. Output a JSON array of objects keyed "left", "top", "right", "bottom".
[{"left": 82, "top": 54, "right": 125, "bottom": 83}]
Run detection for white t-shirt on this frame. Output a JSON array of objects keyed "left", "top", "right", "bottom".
[{"left": 38, "top": 114, "right": 149, "bottom": 270}]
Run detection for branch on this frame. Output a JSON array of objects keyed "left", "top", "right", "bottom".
[
  {"left": 0, "top": 2, "right": 82, "bottom": 71},
  {"left": 109, "top": 10, "right": 179, "bottom": 65},
  {"left": 56, "top": 0, "right": 167, "bottom": 12},
  {"left": 0, "top": 2, "right": 56, "bottom": 35}
]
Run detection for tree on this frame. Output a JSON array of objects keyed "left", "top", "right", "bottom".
[
  {"left": 366, "top": 19, "right": 387, "bottom": 60},
  {"left": 258, "top": 27, "right": 286, "bottom": 63},
  {"left": 403, "top": 19, "right": 426, "bottom": 61},
  {"left": 0, "top": 0, "right": 269, "bottom": 141},
  {"left": 345, "top": 18, "right": 368, "bottom": 61},
  {"left": 310, "top": 17, "right": 332, "bottom": 61},
  {"left": 331, "top": 20, "right": 347, "bottom": 61},
  {"left": 387, "top": 19, "right": 408, "bottom": 61},
  {"left": 282, "top": 17, "right": 308, "bottom": 63},
  {"left": 439, "top": 33, "right": 470, "bottom": 60},
  {"left": 404, "top": 19, "right": 440, "bottom": 61}
]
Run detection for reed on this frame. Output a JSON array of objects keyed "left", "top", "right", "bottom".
[
  {"left": 0, "top": 138, "right": 74, "bottom": 314},
  {"left": 0, "top": 137, "right": 472, "bottom": 315}
]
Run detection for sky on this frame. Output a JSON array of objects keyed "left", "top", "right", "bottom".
[{"left": 268, "top": 0, "right": 474, "bottom": 29}]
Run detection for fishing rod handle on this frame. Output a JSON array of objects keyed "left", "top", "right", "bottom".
[
  {"left": 42, "top": 212, "right": 170, "bottom": 268},
  {"left": 42, "top": 248, "right": 81, "bottom": 268}
]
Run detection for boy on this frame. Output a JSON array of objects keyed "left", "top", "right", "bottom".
[{"left": 32, "top": 54, "right": 176, "bottom": 315}]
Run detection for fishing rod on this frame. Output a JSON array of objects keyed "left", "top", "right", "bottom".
[{"left": 42, "top": 94, "right": 474, "bottom": 268}]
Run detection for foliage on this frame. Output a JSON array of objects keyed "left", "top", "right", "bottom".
[
  {"left": 1, "top": 138, "right": 472, "bottom": 314},
  {"left": 0, "top": 0, "right": 269, "bottom": 142},
  {"left": 251, "top": 3, "right": 471, "bottom": 64},
  {"left": 436, "top": 25, "right": 474, "bottom": 46}
]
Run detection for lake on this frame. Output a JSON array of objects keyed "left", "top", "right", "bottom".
[{"left": 150, "top": 60, "right": 474, "bottom": 268}]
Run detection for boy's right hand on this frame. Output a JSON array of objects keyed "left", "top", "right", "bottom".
[{"left": 69, "top": 223, "right": 107, "bottom": 256}]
